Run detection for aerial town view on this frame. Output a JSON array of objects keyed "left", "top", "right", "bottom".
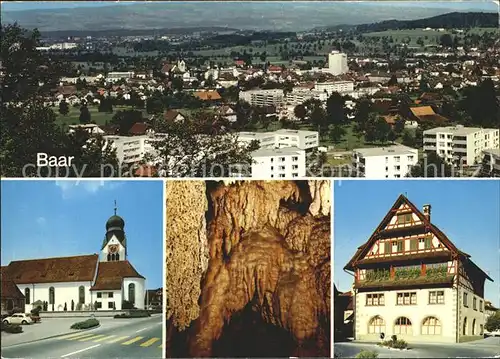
[
  {"left": 0, "top": 1, "right": 499, "bottom": 178},
  {"left": 334, "top": 180, "right": 500, "bottom": 358},
  {"left": 0, "top": 180, "right": 164, "bottom": 358}
]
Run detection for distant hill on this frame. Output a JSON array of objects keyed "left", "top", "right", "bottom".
[
  {"left": 1, "top": 2, "right": 496, "bottom": 33},
  {"left": 353, "top": 12, "right": 499, "bottom": 32}
]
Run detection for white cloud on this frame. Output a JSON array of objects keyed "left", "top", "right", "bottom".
[{"left": 55, "top": 180, "right": 125, "bottom": 199}]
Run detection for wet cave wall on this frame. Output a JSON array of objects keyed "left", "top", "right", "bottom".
[{"left": 166, "top": 180, "right": 332, "bottom": 357}]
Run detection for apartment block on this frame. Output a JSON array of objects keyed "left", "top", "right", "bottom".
[
  {"left": 239, "top": 89, "right": 285, "bottom": 107},
  {"left": 314, "top": 81, "right": 354, "bottom": 95},
  {"left": 104, "top": 135, "right": 148, "bottom": 164},
  {"left": 423, "top": 126, "right": 500, "bottom": 166},
  {"left": 237, "top": 129, "right": 319, "bottom": 151},
  {"left": 251, "top": 147, "right": 306, "bottom": 178},
  {"left": 353, "top": 145, "right": 419, "bottom": 178},
  {"left": 286, "top": 88, "right": 328, "bottom": 105}
]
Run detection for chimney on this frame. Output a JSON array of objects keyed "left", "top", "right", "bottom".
[{"left": 423, "top": 204, "right": 431, "bottom": 221}]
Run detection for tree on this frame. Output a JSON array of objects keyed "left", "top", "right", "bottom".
[
  {"left": 171, "top": 76, "right": 184, "bottom": 92},
  {"left": 329, "top": 125, "right": 346, "bottom": 144},
  {"left": 388, "top": 75, "right": 398, "bottom": 87},
  {"left": 98, "top": 97, "right": 113, "bottom": 113},
  {"left": 439, "top": 34, "right": 453, "bottom": 48},
  {"left": 401, "top": 130, "right": 416, "bottom": 147},
  {"left": 148, "top": 112, "right": 259, "bottom": 177},
  {"left": 79, "top": 105, "right": 91, "bottom": 124},
  {"left": 59, "top": 100, "right": 69, "bottom": 116},
  {"left": 485, "top": 311, "right": 500, "bottom": 332},
  {"left": 459, "top": 79, "right": 499, "bottom": 128},
  {"left": 71, "top": 299, "right": 75, "bottom": 311},
  {"left": 294, "top": 104, "right": 307, "bottom": 121},
  {"left": 408, "top": 152, "right": 454, "bottom": 177},
  {"left": 326, "top": 92, "right": 346, "bottom": 126},
  {"left": 64, "top": 302, "right": 67, "bottom": 311},
  {"left": 111, "top": 110, "right": 143, "bottom": 135}
]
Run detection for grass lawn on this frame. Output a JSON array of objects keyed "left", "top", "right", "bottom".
[{"left": 53, "top": 105, "right": 148, "bottom": 129}]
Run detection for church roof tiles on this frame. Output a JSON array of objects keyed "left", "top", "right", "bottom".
[
  {"left": 4, "top": 255, "right": 99, "bottom": 284},
  {"left": 90, "top": 261, "right": 144, "bottom": 291}
]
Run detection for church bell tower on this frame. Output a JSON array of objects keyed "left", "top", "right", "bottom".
[{"left": 101, "top": 201, "right": 127, "bottom": 262}]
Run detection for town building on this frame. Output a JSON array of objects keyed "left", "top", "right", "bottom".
[
  {"left": 250, "top": 147, "right": 306, "bottom": 178},
  {"left": 1, "top": 209, "right": 146, "bottom": 312},
  {"left": 103, "top": 135, "right": 149, "bottom": 164},
  {"left": 327, "top": 51, "right": 349, "bottom": 76},
  {"left": 344, "top": 194, "right": 493, "bottom": 343},
  {"left": 239, "top": 89, "right": 285, "bottom": 107},
  {"left": 352, "top": 145, "right": 419, "bottom": 178},
  {"left": 479, "top": 148, "right": 500, "bottom": 177},
  {"left": 423, "top": 126, "right": 499, "bottom": 166},
  {"left": 286, "top": 88, "right": 328, "bottom": 105},
  {"left": 106, "top": 72, "right": 135, "bottom": 83},
  {"left": 0, "top": 269, "right": 25, "bottom": 314},
  {"left": 314, "top": 81, "right": 354, "bottom": 95},
  {"left": 237, "top": 129, "right": 319, "bottom": 151}
]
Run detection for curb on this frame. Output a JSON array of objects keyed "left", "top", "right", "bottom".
[{"left": 1, "top": 324, "right": 101, "bottom": 348}]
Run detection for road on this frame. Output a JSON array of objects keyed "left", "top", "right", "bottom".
[
  {"left": 1, "top": 316, "right": 163, "bottom": 358},
  {"left": 335, "top": 337, "right": 500, "bottom": 358}
]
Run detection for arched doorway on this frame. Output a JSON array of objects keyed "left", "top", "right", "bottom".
[
  {"left": 128, "top": 283, "right": 135, "bottom": 305},
  {"left": 472, "top": 319, "right": 476, "bottom": 335},
  {"left": 394, "top": 317, "right": 413, "bottom": 335},
  {"left": 463, "top": 317, "right": 468, "bottom": 335},
  {"left": 422, "top": 316, "right": 442, "bottom": 335},
  {"left": 368, "top": 315, "right": 385, "bottom": 334}
]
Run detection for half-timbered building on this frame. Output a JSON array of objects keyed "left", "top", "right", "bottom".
[{"left": 344, "top": 194, "right": 493, "bottom": 343}]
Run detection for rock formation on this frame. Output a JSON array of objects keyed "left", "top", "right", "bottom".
[{"left": 166, "top": 180, "right": 331, "bottom": 357}]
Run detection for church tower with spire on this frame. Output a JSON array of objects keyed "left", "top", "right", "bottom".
[{"left": 101, "top": 201, "right": 127, "bottom": 262}]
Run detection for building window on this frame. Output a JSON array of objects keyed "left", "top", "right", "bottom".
[
  {"left": 422, "top": 316, "right": 442, "bottom": 335},
  {"left": 116, "top": 253, "right": 120, "bottom": 260},
  {"left": 473, "top": 297, "right": 477, "bottom": 311},
  {"left": 397, "top": 292, "right": 417, "bottom": 305},
  {"left": 368, "top": 315, "right": 385, "bottom": 334},
  {"left": 49, "top": 287, "right": 55, "bottom": 305},
  {"left": 392, "top": 240, "right": 403, "bottom": 253},
  {"left": 128, "top": 283, "right": 135, "bottom": 304},
  {"left": 97, "top": 292, "right": 102, "bottom": 298},
  {"left": 472, "top": 319, "right": 477, "bottom": 335},
  {"left": 279, "top": 174, "right": 285, "bottom": 178},
  {"left": 366, "top": 294, "right": 385, "bottom": 306},
  {"left": 95, "top": 301, "right": 102, "bottom": 309},
  {"left": 108, "top": 292, "right": 114, "bottom": 298},
  {"left": 429, "top": 290, "right": 445, "bottom": 304},
  {"left": 463, "top": 317, "right": 468, "bottom": 335},
  {"left": 79, "top": 286, "right": 85, "bottom": 304},
  {"left": 394, "top": 317, "right": 412, "bottom": 335},
  {"left": 108, "top": 302, "right": 114, "bottom": 309},
  {"left": 270, "top": 166, "right": 274, "bottom": 170},
  {"left": 292, "top": 156, "right": 298, "bottom": 161},
  {"left": 463, "top": 292, "right": 468, "bottom": 307},
  {"left": 279, "top": 157, "right": 285, "bottom": 162},
  {"left": 107, "top": 254, "right": 111, "bottom": 261},
  {"left": 397, "top": 213, "right": 412, "bottom": 224},
  {"left": 480, "top": 300, "right": 483, "bottom": 312},
  {"left": 480, "top": 324, "right": 484, "bottom": 335},
  {"left": 409, "top": 239, "right": 417, "bottom": 251},
  {"left": 424, "top": 236, "right": 432, "bottom": 249},
  {"left": 384, "top": 241, "right": 390, "bottom": 254},
  {"left": 25, "top": 288, "right": 31, "bottom": 305}
]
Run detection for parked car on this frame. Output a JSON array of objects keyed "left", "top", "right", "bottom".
[
  {"left": 484, "top": 329, "right": 500, "bottom": 337},
  {"left": 2, "top": 313, "right": 33, "bottom": 325}
]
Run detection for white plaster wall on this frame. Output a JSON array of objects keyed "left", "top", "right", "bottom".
[
  {"left": 19, "top": 281, "right": 93, "bottom": 312},
  {"left": 90, "top": 290, "right": 122, "bottom": 310},
  {"left": 355, "top": 287, "right": 457, "bottom": 343},
  {"left": 101, "top": 235, "right": 126, "bottom": 262},
  {"left": 123, "top": 278, "right": 146, "bottom": 309},
  {"left": 458, "top": 285, "right": 486, "bottom": 338},
  {"left": 252, "top": 151, "right": 306, "bottom": 178}
]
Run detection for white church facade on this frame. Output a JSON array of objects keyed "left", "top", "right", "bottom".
[{"left": 1, "top": 209, "right": 146, "bottom": 312}]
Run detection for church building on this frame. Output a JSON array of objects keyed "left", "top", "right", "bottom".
[{"left": 1, "top": 207, "right": 146, "bottom": 313}]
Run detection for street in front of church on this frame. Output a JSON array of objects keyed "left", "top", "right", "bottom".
[{"left": 1, "top": 314, "right": 163, "bottom": 358}]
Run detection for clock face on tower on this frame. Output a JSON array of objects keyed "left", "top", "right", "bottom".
[{"left": 108, "top": 244, "right": 119, "bottom": 254}]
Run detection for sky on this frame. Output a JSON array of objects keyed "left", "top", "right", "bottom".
[
  {"left": 1, "top": 0, "right": 497, "bottom": 12},
  {"left": 334, "top": 180, "right": 500, "bottom": 307},
  {"left": 1, "top": 180, "right": 164, "bottom": 290}
]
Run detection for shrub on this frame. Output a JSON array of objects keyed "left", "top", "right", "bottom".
[
  {"left": 356, "top": 350, "right": 379, "bottom": 358},
  {"left": 391, "top": 334, "right": 397, "bottom": 342},
  {"left": 485, "top": 310, "right": 500, "bottom": 332},
  {"left": 392, "top": 339, "right": 408, "bottom": 349},
  {"left": 70, "top": 318, "right": 100, "bottom": 330},
  {"left": 122, "top": 300, "right": 136, "bottom": 310},
  {"left": 1, "top": 323, "right": 23, "bottom": 334},
  {"left": 31, "top": 306, "right": 41, "bottom": 316}
]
